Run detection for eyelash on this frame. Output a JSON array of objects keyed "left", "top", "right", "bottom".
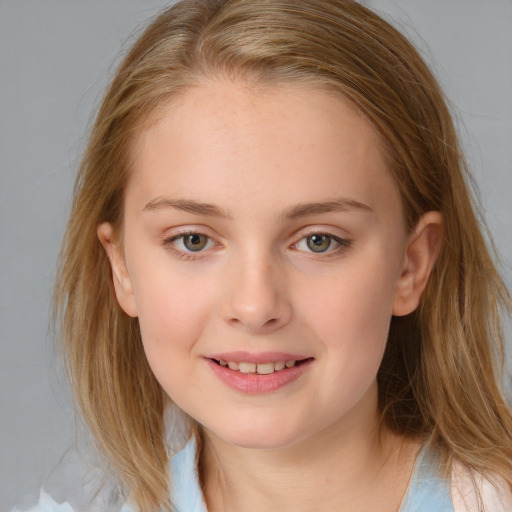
[
  {"left": 292, "top": 230, "right": 352, "bottom": 257},
  {"left": 163, "top": 230, "right": 216, "bottom": 261},
  {"left": 162, "top": 229, "right": 352, "bottom": 260}
]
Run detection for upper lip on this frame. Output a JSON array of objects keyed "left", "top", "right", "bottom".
[{"left": 205, "top": 351, "right": 311, "bottom": 364}]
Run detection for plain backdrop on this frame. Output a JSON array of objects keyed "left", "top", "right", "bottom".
[{"left": 1, "top": 1, "right": 511, "bottom": 509}]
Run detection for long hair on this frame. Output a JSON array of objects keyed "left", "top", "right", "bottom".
[{"left": 53, "top": 1, "right": 512, "bottom": 510}]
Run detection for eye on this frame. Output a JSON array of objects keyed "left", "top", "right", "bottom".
[
  {"left": 181, "top": 233, "right": 210, "bottom": 251},
  {"left": 305, "top": 234, "right": 332, "bottom": 252},
  {"left": 294, "top": 232, "right": 351, "bottom": 254},
  {"left": 165, "top": 232, "right": 214, "bottom": 253}
]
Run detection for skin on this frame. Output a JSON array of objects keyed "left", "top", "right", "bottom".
[{"left": 99, "top": 80, "right": 443, "bottom": 511}]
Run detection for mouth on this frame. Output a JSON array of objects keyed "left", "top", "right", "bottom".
[
  {"left": 205, "top": 352, "right": 314, "bottom": 393},
  {"left": 210, "top": 358, "right": 312, "bottom": 375}
]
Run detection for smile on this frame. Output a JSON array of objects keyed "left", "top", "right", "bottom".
[
  {"left": 215, "top": 359, "right": 299, "bottom": 375},
  {"left": 206, "top": 356, "right": 313, "bottom": 394}
]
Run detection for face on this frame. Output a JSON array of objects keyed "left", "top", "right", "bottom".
[{"left": 100, "top": 80, "right": 433, "bottom": 450}]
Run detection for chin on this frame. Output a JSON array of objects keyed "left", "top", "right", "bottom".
[{"left": 204, "top": 419, "right": 311, "bottom": 451}]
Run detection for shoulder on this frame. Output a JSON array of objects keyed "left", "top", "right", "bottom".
[
  {"left": 401, "top": 443, "right": 512, "bottom": 512},
  {"left": 11, "top": 442, "right": 126, "bottom": 512},
  {"left": 451, "top": 463, "right": 512, "bottom": 512},
  {"left": 15, "top": 488, "right": 132, "bottom": 512},
  {"left": 11, "top": 490, "right": 74, "bottom": 512}
]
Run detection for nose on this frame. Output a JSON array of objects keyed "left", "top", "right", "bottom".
[{"left": 222, "top": 254, "right": 292, "bottom": 334}]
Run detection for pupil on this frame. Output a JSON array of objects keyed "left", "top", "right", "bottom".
[{"left": 307, "top": 234, "right": 331, "bottom": 252}]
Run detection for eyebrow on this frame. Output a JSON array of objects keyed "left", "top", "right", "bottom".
[
  {"left": 143, "top": 198, "right": 232, "bottom": 218},
  {"left": 143, "top": 197, "right": 372, "bottom": 219},
  {"left": 281, "top": 199, "right": 373, "bottom": 220}
]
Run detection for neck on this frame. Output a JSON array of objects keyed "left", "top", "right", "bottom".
[{"left": 200, "top": 389, "right": 420, "bottom": 512}]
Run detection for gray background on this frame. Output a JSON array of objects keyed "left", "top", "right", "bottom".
[{"left": 1, "top": 1, "right": 511, "bottom": 509}]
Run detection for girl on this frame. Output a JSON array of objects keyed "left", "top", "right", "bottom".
[{"left": 31, "top": 0, "right": 512, "bottom": 510}]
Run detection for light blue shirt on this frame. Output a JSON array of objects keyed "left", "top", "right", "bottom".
[
  {"left": 400, "top": 442, "right": 454, "bottom": 512},
  {"left": 25, "top": 439, "right": 454, "bottom": 511}
]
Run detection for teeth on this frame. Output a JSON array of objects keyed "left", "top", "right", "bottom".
[
  {"left": 219, "top": 359, "right": 299, "bottom": 374},
  {"left": 239, "top": 362, "right": 256, "bottom": 374},
  {"left": 256, "top": 362, "right": 274, "bottom": 375}
]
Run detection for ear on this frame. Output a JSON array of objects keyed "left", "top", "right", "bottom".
[
  {"left": 392, "top": 211, "right": 444, "bottom": 316},
  {"left": 97, "top": 222, "right": 138, "bottom": 317}
]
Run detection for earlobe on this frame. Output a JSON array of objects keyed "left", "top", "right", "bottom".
[
  {"left": 392, "top": 211, "right": 444, "bottom": 316},
  {"left": 97, "top": 222, "right": 138, "bottom": 317}
]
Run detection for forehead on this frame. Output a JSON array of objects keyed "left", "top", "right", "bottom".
[{"left": 127, "top": 79, "right": 399, "bottom": 218}]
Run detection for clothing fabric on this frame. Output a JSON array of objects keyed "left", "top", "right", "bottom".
[
  {"left": 20, "top": 439, "right": 511, "bottom": 512},
  {"left": 131, "top": 439, "right": 455, "bottom": 512},
  {"left": 120, "top": 439, "right": 206, "bottom": 512},
  {"left": 399, "top": 443, "right": 454, "bottom": 511}
]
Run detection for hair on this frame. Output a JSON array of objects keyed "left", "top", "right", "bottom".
[{"left": 53, "top": 0, "right": 512, "bottom": 510}]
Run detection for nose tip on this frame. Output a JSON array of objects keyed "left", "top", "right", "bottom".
[
  {"left": 223, "top": 263, "right": 292, "bottom": 334},
  {"left": 227, "top": 304, "right": 286, "bottom": 334}
]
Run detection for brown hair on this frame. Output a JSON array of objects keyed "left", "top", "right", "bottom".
[{"left": 53, "top": 1, "right": 512, "bottom": 510}]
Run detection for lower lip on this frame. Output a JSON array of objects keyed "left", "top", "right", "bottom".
[{"left": 206, "top": 358, "right": 313, "bottom": 394}]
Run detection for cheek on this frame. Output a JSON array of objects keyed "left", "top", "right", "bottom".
[
  {"left": 298, "top": 258, "right": 398, "bottom": 410},
  {"left": 129, "top": 260, "right": 216, "bottom": 370},
  {"left": 305, "top": 249, "right": 400, "bottom": 358},
  {"left": 301, "top": 255, "right": 398, "bottom": 345},
  {"left": 133, "top": 274, "right": 219, "bottom": 410}
]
